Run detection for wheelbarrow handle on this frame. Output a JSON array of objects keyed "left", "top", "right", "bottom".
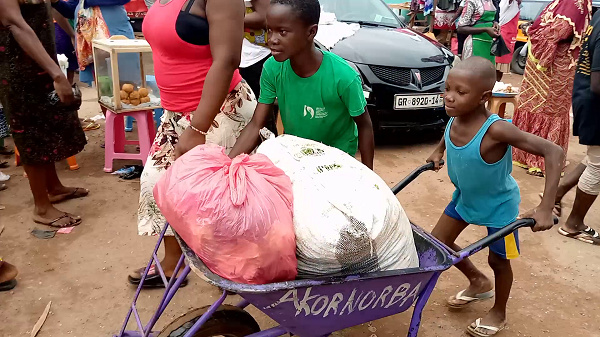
[
  {"left": 452, "top": 216, "right": 559, "bottom": 263},
  {"left": 391, "top": 160, "right": 444, "bottom": 195}
]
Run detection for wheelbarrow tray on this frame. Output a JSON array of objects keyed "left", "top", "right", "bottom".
[{"left": 177, "top": 223, "right": 453, "bottom": 337}]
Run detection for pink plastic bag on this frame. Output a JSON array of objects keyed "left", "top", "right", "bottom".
[{"left": 154, "top": 144, "right": 297, "bottom": 284}]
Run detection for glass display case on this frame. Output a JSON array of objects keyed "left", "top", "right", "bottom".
[{"left": 92, "top": 38, "right": 161, "bottom": 112}]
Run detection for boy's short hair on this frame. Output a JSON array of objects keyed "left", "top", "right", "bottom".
[{"left": 271, "top": 0, "right": 321, "bottom": 26}]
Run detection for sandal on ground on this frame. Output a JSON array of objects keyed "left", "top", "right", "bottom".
[
  {"left": 0, "top": 183, "right": 6, "bottom": 192},
  {"left": 558, "top": 226, "right": 600, "bottom": 245},
  {"left": 447, "top": 289, "right": 494, "bottom": 309},
  {"left": 49, "top": 187, "right": 89, "bottom": 204},
  {"left": 0, "top": 147, "right": 14, "bottom": 156},
  {"left": 512, "top": 161, "right": 528, "bottom": 170},
  {"left": 0, "top": 260, "right": 18, "bottom": 292},
  {"left": 467, "top": 318, "right": 507, "bottom": 337},
  {"left": 0, "top": 161, "right": 8, "bottom": 168},
  {"left": 33, "top": 213, "right": 82, "bottom": 228},
  {"left": 539, "top": 193, "right": 562, "bottom": 217},
  {"left": 526, "top": 167, "right": 544, "bottom": 177},
  {"left": 128, "top": 266, "right": 188, "bottom": 289},
  {"left": 82, "top": 122, "right": 100, "bottom": 131}
]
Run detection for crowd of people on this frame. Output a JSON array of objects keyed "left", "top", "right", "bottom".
[{"left": 0, "top": 0, "right": 599, "bottom": 335}]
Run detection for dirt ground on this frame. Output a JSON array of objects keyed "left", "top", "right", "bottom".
[{"left": 1, "top": 74, "right": 599, "bottom": 337}]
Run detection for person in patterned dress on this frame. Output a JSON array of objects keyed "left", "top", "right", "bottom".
[
  {"left": 512, "top": 0, "right": 592, "bottom": 176},
  {"left": 0, "top": 0, "right": 88, "bottom": 228}
]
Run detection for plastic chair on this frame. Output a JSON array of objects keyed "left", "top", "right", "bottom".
[
  {"left": 489, "top": 94, "right": 518, "bottom": 119},
  {"left": 104, "top": 109, "right": 156, "bottom": 173},
  {"left": 125, "top": 108, "right": 163, "bottom": 132},
  {"left": 14, "top": 147, "right": 79, "bottom": 170}
]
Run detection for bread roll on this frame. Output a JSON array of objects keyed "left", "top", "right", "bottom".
[
  {"left": 138, "top": 88, "right": 149, "bottom": 97},
  {"left": 130, "top": 99, "right": 141, "bottom": 106},
  {"left": 120, "top": 90, "right": 128, "bottom": 100},
  {"left": 129, "top": 91, "right": 140, "bottom": 100},
  {"left": 122, "top": 99, "right": 130, "bottom": 104},
  {"left": 122, "top": 83, "right": 134, "bottom": 93},
  {"left": 140, "top": 96, "right": 151, "bottom": 103}
]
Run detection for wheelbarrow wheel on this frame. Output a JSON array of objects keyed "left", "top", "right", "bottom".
[{"left": 158, "top": 305, "right": 261, "bottom": 337}]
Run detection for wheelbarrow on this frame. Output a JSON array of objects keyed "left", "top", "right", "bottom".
[{"left": 114, "top": 161, "right": 548, "bottom": 337}]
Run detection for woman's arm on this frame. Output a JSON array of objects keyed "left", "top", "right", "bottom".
[
  {"left": 0, "top": 0, "right": 74, "bottom": 104},
  {"left": 457, "top": 25, "right": 499, "bottom": 37},
  {"left": 245, "top": 0, "right": 269, "bottom": 30},
  {"left": 228, "top": 103, "right": 273, "bottom": 158},
  {"left": 175, "top": 0, "right": 245, "bottom": 158}
]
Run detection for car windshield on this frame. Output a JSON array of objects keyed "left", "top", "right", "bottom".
[
  {"left": 319, "top": 0, "right": 403, "bottom": 28},
  {"left": 519, "top": 1, "right": 550, "bottom": 21}
]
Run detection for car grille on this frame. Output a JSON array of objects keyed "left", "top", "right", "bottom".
[{"left": 369, "top": 65, "right": 446, "bottom": 87}]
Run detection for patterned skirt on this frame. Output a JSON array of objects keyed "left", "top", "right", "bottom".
[
  {"left": 0, "top": 105, "right": 8, "bottom": 139},
  {"left": 137, "top": 82, "right": 257, "bottom": 236},
  {"left": 512, "top": 43, "right": 572, "bottom": 173}
]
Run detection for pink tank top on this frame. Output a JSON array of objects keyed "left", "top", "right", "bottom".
[{"left": 142, "top": 0, "right": 242, "bottom": 113}]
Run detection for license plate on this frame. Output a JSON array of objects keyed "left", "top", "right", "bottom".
[{"left": 394, "top": 94, "right": 443, "bottom": 110}]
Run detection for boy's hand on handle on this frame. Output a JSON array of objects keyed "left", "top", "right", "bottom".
[
  {"left": 53, "top": 76, "right": 74, "bottom": 105},
  {"left": 174, "top": 128, "right": 206, "bottom": 160},
  {"left": 426, "top": 151, "right": 445, "bottom": 171},
  {"left": 522, "top": 207, "right": 555, "bottom": 232}
]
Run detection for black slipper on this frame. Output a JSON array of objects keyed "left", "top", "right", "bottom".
[
  {"left": 0, "top": 161, "right": 8, "bottom": 169},
  {"left": 128, "top": 267, "right": 188, "bottom": 289},
  {"left": 0, "top": 279, "right": 17, "bottom": 291},
  {"left": 0, "top": 147, "right": 14, "bottom": 156},
  {"left": 120, "top": 165, "right": 144, "bottom": 180}
]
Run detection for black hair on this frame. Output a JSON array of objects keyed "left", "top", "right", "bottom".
[
  {"left": 271, "top": 0, "right": 321, "bottom": 26},
  {"left": 453, "top": 56, "right": 496, "bottom": 90}
]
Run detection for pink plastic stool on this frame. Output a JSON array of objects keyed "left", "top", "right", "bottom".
[{"left": 104, "top": 109, "right": 156, "bottom": 173}]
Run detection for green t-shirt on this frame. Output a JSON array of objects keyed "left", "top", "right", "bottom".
[{"left": 258, "top": 51, "right": 367, "bottom": 155}]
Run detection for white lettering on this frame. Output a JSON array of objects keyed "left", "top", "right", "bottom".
[
  {"left": 385, "top": 283, "right": 411, "bottom": 308},
  {"left": 372, "top": 286, "right": 393, "bottom": 309},
  {"left": 263, "top": 289, "right": 296, "bottom": 310},
  {"left": 297, "top": 288, "right": 318, "bottom": 316},
  {"left": 324, "top": 293, "right": 344, "bottom": 317},
  {"left": 358, "top": 291, "right": 377, "bottom": 310},
  {"left": 340, "top": 289, "right": 361, "bottom": 315},
  {"left": 401, "top": 282, "right": 421, "bottom": 308},
  {"left": 311, "top": 296, "right": 329, "bottom": 316}
]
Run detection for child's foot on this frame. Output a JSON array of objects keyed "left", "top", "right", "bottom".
[
  {"left": 447, "top": 278, "right": 494, "bottom": 308},
  {"left": 467, "top": 310, "right": 507, "bottom": 336}
]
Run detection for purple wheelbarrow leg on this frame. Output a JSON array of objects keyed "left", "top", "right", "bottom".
[
  {"left": 407, "top": 272, "right": 441, "bottom": 337},
  {"left": 182, "top": 290, "right": 229, "bottom": 337},
  {"left": 117, "top": 224, "right": 171, "bottom": 337}
]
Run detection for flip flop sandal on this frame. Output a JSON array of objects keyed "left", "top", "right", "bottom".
[
  {"left": 127, "top": 266, "right": 188, "bottom": 289},
  {"left": 539, "top": 193, "right": 562, "bottom": 217},
  {"left": 526, "top": 167, "right": 544, "bottom": 177},
  {"left": 82, "top": 122, "right": 100, "bottom": 131},
  {"left": 512, "top": 161, "right": 529, "bottom": 170},
  {"left": 0, "top": 183, "right": 6, "bottom": 192},
  {"left": 447, "top": 289, "right": 495, "bottom": 309},
  {"left": 466, "top": 318, "right": 507, "bottom": 337},
  {"left": 0, "top": 279, "right": 17, "bottom": 292},
  {"left": 33, "top": 214, "right": 82, "bottom": 228},
  {"left": 0, "top": 147, "right": 14, "bottom": 156},
  {"left": 0, "top": 161, "right": 8, "bottom": 168},
  {"left": 558, "top": 226, "right": 600, "bottom": 245},
  {"left": 49, "top": 187, "right": 89, "bottom": 204}
]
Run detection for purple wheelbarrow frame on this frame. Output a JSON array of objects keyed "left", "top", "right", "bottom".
[{"left": 114, "top": 162, "right": 540, "bottom": 337}]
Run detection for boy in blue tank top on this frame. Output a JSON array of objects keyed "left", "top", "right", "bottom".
[{"left": 426, "top": 57, "right": 564, "bottom": 336}]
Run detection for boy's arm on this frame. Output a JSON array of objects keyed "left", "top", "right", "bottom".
[
  {"left": 426, "top": 137, "right": 446, "bottom": 171},
  {"left": 488, "top": 121, "right": 564, "bottom": 232},
  {"left": 353, "top": 109, "right": 374, "bottom": 170},
  {"left": 51, "top": 0, "right": 77, "bottom": 20},
  {"left": 228, "top": 103, "right": 273, "bottom": 158}
]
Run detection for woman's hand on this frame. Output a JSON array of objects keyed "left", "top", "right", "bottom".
[
  {"left": 53, "top": 75, "right": 74, "bottom": 105},
  {"left": 486, "top": 27, "right": 500, "bottom": 38},
  {"left": 174, "top": 127, "right": 206, "bottom": 159}
]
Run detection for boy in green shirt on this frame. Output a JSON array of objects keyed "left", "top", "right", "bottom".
[{"left": 228, "top": 0, "right": 375, "bottom": 169}]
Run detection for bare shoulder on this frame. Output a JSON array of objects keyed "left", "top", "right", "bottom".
[{"left": 487, "top": 119, "right": 522, "bottom": 141}]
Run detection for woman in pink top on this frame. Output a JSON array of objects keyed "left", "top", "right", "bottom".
[{"left": 131, "top": 0, "right": 256, "bottom": 287}]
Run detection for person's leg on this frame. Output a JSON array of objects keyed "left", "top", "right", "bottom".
[
  {"left": 24, "top": 164, "right": 81, "bottom": 227},
  {"left": 496, "top": 70, "right": 503, "bottom": 82},
  {"left": 0, "top": 259, "right": 18, "bottom": 290},
  {"left": 162, "top": 236, "right": 184, "bottom": 276},
  {"left": 563, "top": 147, "right": 600, "bottom": 244},
  {"left": 556, "top": 162, "right": 587, "bottom": 203},
  {"left": 45, "top": 163, "right": 89, "bottom": 203},
  {"left": 431, "top": 207, "right": 493, "bottom": 305}
]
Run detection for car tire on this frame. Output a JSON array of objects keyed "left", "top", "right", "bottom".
[{"left": 511, "top": 45, "right": 526, "bottom": 75}]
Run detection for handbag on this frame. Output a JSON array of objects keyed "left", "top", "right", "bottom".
[
  {"left": 75, "top": 0, "right": 110, "bottom": 70},
  {"left": 491, "top": 35, "right": 511, "bottom": 57}
]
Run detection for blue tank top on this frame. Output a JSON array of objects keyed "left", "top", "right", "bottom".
[{"left": 445, "top": 114, "right": 521, "bottom": 228}]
